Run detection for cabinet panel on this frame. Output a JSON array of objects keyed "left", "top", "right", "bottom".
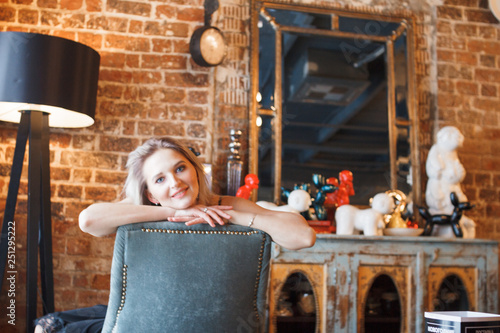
[
  {"left": 358, "top": 265, "right": 409, "bottom": 333},
  {"left": 269, "top": 263, "right": 325, "bottom": 333},
  {"left": 427, "top": 266, "right": 477, "bottom": 311}
]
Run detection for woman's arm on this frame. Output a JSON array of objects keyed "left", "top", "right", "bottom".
[
  {"left": 170, "top": 196, "right": 316, "bottom": 250},
  {"left": 223, "top": 196, "right": 316, "bottom": 250},
  {"left": 79, "top": 199, "right": 176, "bottom": 237},
  {"left": 79, "top": 198, "right": 231, "bottom": 237}
]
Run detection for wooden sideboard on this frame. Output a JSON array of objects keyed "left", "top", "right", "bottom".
[{"left": 268, "top": 234, "right": 499, "bottom": 333}]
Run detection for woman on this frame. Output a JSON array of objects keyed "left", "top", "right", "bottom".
[{"left": 35, "top": 137, "right": 315, "bottom": 332}]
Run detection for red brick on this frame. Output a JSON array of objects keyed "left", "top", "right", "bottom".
[
  {"left": 476, "top": 68, "right": 500, "bottom": 83},
  {"left": 41, "top": 11, "right": 61, "bottom": 26},
  {"left": 73, "top": 169, "right": 93, "bottom": 182},
  {"left": 188, "top": 90, "right": 208, "bottom": 104},
  {"left": 66, "top": 237, "right": 91, "bottom": 255},
  {"left": 100, "top": 136, "right": 138, "bottom": 152},
  {"left": 456, "top": 81, "right": 478, "bottom": 95},
  {"left": 437, "top": 21, "right": 452, "bottom": 34},
  {"left": 61, "top": 0, "right": 83, "bottom": 10},
  {"left": 473, "top": 97, "right": 500, "bottom": 112},
  {"left": 481, "top": 84, "right": 497, "bottom": 97},
  {"left": 87, "top": 16, "right": 128, "bottom": 32},
  {"left": 18, "top": 9, "right": 38, "bottom": 24},
  {"left": 479, "top": 54, "right": 496, "bottom": 67},
  {"left": 73, "top": 273, "right": 90, "bottom": 288},
  {"left": 86, "top": 0, "right": 102, "bottom": 11},
  {"left": 454, "top": 23, "right": 478, "bottom": 36},
  {"left": 106, "top": 0, "right": 151, "bottom": 17},
  {"left": 465, "top": 9, "right": 498, "bottom": 23},
  {"left": 164, "top": 73, "right": 209, "bottom": 87},
  {"left": 455, "top": 51, "right": 477, "bottom": 65},
  {"left": 138, "top": 87, "right": 186, "bottom": 103},
  {"left": 169, "top": 105, "right": 205, "bottom": 120},
  {"left": 126, "top": 54, "right": 140, "bottom": 68},
  {"left": 156, "top": 5, "right": 177, "bottom": 19},
  {"left": 99, "top": 69, "right": 133, "bottom": 83},
  {"left": 177, "top": 7, "right": 204, "bottom": 21},
  {"left": 141, "top": 54, "right": 187, "bottom": 70},
  {"left": 468, "top": 39, "right": 500, "bottom": 54},
  {"left": 51, "top": 167, "right": 71, "bottom": 181},
  {"left": 100, "top": 52, "right": 126, "bottom": 68},
  {"left": 133, "top": 71, "right": 162, "bottom": 84},
  {"left": 152, "top": 38, "right": 173, "bottom": 53},
  {"left": 38, "top": 0, "right": 57, "bottom": 8},
  {"left": 122, "top": 120, "right": 136, "bottom": 135},
  {"left": 437, "top": 6, "right": 463, "bottom": 20},
  {"left": 95, "top": 170, "right": 127, "bottom": 184},
  {"left": 104, "top": 34, "right": 149, "bottom": 52},
  {"left": 85, "top": 186, "right": 119, "bottom": 201},
  {"left": 77, "top": 32, "right": 102, "bottom": 50},
  {"left": 101, "top": 84, "right": 123, "bottom": 99},
  {"left": 60, "top": 151, "right": 120, "bottom": 169},
  {"left": 58, "top": 184, "right": 83, "bottom": 198},
  {"left": 437, "top": 35, "right": 467, "bottom": 50},
  {"left": 91, "top": 273, "right": 110, "bottom": 290},
  {"left": 187, "top": 123, "right": 207, "bottom": 138},
  {"left": 129, "top": 20, "right": 143, "bottom": 33}
]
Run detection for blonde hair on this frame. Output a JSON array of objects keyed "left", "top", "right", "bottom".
[{"left": 123, "top": 137, "right": 212, "bottom": 206}]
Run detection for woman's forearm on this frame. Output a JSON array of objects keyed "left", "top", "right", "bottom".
[
  {"left": 228, "top": 209, "right": 316, "bottom": 250},
  {"left": 79, "top": 202, "right": 175, "bottom": 237}
]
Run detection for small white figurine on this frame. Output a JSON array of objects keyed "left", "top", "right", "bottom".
[
  {"left": 335, "top": 192, "right": 395, "bottom": 236},
  {"left": 425, "top": 126, "right": 476, "bottom": 238},
  {"left": 256, "top": 189, "right": 311, "bottom": 214}
]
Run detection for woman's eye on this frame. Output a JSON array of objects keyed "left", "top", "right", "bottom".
[
  {"left": 176, "top": 165, "right": 185, "bottom": 173},
  {"left": 155, "top": 177, "right": 165, "bottom": 184}
]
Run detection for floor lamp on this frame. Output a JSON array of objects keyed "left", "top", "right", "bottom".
[{"left": 0, "top": 32, "right": 100, "bottom": 332}]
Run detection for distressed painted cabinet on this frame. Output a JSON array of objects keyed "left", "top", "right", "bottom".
[{"left": 268, "top": 235, "right": 499, "bottom": 333}]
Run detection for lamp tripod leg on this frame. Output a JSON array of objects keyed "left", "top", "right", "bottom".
[
  {"left": 27, "top": 111, "right": 43, "bottom": 332},
  {"left": 39, "top": 113, "right": 54, "bottom": 314},
  {"left": 26, "top": 111, "right": 55, "bottom": 332},
  {"left": 0, "top": 113, "right": 29, "bottom": 291}
]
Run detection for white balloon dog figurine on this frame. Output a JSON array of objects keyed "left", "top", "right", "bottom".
[
  {"left": 335, "top": 192, "right": 395, "bottom": 236},
  {"left": 256, "top": 189, "right": 312, "bottom": 214}
]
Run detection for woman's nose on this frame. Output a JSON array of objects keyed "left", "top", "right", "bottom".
[{"left": 167, "top": 174, "right": 182, "bottom": 187}]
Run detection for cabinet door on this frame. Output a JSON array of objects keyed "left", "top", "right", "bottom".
[
  {"left": 352, "top": 253, "right": 415, "bottom": 333},
  {"left": 357, "top": 265, "right": 409, "bottom": 332},
  {"left": 427, "top": 266, "right": 477, "bottom": 312},
  {"left": 268, "top": 263, "right": 325, "bottom": 333}
]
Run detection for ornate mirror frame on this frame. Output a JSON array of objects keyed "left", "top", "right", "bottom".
[{"left": 249, "top": 1, "right": 421, "bottom": 206}]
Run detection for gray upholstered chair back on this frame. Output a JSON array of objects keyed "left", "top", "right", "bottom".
[{"left": 102, "top": 221, "right": 272, "bottom": 333}]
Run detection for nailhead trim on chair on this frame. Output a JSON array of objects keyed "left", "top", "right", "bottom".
[
  {"left": 114, "top": 264, "right": 128, "bottom": 326},
  {"left": 141, "top": 228, "right": 260, "bottom": 236},
  {"left": 252, "top": 234, "right": 267, "bottom": 324}
]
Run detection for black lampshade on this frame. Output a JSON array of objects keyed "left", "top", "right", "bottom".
[{"left": 0, "top": 31, "right": 100, "bottom": 128}]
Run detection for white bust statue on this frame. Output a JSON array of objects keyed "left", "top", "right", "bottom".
[{"left": 425, "top": 126, "right": 475, "bottom": 238}]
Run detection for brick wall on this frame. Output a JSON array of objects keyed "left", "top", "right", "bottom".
[
  {"left": 0, "top": 0, "right": 250, "bottom": 331},
  {"left": 434, "top": 1, "right": 500, "bottom": 240},
  {"left": 0, "top": 0, "right": 499, "bottom": 331}
]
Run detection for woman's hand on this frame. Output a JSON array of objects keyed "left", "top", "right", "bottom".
[{"left": 167, "top": 205, "right": 233, "bottom": 227}]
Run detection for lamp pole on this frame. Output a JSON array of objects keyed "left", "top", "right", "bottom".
[{"left": 0, "top": 110, "right": 54, "bottom": 332}]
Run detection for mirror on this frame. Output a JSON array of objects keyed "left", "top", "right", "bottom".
[{"left": 249, "top": 2, "right": 420, "bottom": 206}]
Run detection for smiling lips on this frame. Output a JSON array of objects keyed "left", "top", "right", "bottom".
[{"left": 172, "top": 187, "right": 189, "bottom": 199}]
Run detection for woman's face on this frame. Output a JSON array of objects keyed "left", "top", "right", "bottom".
[{"left": 142, "top": 148, "right": 199, "bottom": 209}]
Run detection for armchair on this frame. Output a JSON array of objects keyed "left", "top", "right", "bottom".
[{"left": 102, "top": 221, "right": 272, "bottom": 333}]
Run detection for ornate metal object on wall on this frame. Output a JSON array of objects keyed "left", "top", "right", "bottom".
[{"left": 249, "top": 1, "right": 420, "bottom": 206}]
